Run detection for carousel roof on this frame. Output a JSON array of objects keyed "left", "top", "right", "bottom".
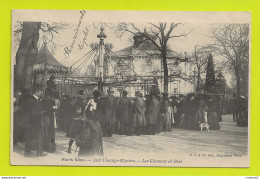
[{"left": 33, "top": 44, "right": 69, "bottom": 73}]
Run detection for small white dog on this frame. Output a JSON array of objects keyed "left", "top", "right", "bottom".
[
  {"left": 199, "top": 112, "right": 210, "bottom": 132},
  {"left": 199, "top": 121, "right": 210, "bottom": 132}
]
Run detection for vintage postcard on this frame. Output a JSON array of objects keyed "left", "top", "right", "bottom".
[{"left": 11, "top": 10, "right": 250, "bottom": 167}]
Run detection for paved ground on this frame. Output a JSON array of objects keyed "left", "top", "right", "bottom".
[{"left": 13, "top": 114, "right": 248, "bottom": 159}]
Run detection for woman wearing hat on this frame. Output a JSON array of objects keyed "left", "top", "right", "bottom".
[{"left": 76, "top": 92, "right": 103, "bottom": 157}]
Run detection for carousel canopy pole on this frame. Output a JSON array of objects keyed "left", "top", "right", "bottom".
[{"left": 97, "top": 25, "right": 107, "bottom": 93}]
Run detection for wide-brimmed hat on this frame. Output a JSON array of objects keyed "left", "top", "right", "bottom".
[{"left": 107, "top": 87, "right": 114, "bottom": 93}]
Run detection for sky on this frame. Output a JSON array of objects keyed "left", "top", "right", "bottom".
[
  {"left": 11, "top": 10, "right": 251, "bottom": 86},
  {"left": 39, "top": 22, "right": 213, "bottom": 66}
]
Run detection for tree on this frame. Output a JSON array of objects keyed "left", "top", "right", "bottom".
[
  {"left": 115, "top": 23, "right": 189, "bottom": 93},
  {"left": 215, "top": 72, "right": 226, "bottom": 95},
  {"left": 15, "top": 22, "right": 41, "bottom": 94},
  {"left": 189, "top": 46, "right": 208, "bottom": 93},
  {"left": 208, "top": 24, "right": 249, "bottom": 96},
  {"left": 14, "top": 22, "right": 67, "bottom": 94},
  {"left": 204, "top": 53, "right": 215, "bottom": 94}
]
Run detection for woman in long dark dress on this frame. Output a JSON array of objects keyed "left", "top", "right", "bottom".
[
  {"left": 76, "top": 118, "right": 103, "bottom": 157},
  {"left": 76, "top": 92, "right": 103, "bottom": 156},
  {"left": 41, "top": 93, "right": 56, "bottom": 153},
  {"left": 58, "top": 95, "right": 73, "bottom": 132},
  {"left": 206, "top": 96, "right": 220, "bottom": 130}
]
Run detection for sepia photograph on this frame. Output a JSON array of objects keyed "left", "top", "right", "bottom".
[{"left": 11, "top": 10, "right": 250, "bottom": 167}]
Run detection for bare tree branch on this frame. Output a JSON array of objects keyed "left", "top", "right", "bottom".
[{"left": 205, "top": 24, "right": 249, "bottom": 95}]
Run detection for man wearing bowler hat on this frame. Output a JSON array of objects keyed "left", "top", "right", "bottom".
[
  {"left": 133, "top": 91, "right": 146, "bottom": 136},
  {"left": 102, "top": 87, "right": 117, "bottom": 137}
]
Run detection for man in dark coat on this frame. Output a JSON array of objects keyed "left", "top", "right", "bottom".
[
  {"left": 146, "top": 93, "right": 160, "bottom": 135},
  {"left": 183, "top": 93, "right": 197, "bottom": 130},
  {"left": 58, "top": 95, "right": 72, "bottom": 132},
  {"left": 23, "top": 86, "right": 46, "bottom": 157},
  {"left": 133, "top": 91, "right": 146, "bottom": 136},
  {"left": 161, "top": 92, "right": 171, "bottom": 132},
  {"left": 117, "top": 90, "right": 131, "bottom": 135},
  {"left": 176, "top": 95, "right": 185, "bottom": 128},
  {"left": 102, "top": 87, "right": 117, "bottom": 137},
  {"left": 13, "top": 88, "right": 29, "bottom": 143},
  {"left": 237, "top": 96, "right": 248, "bottom": 126},
  {"left": 232, "top": 94, "right": 239, "bottom": 122}
]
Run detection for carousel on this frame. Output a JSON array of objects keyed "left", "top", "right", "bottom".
[{"left": 33, "top": 43, "right": 69, "bottom": 98}]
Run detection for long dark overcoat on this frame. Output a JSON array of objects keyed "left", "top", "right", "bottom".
[
  {"left": 41, "top": 97, "right": 56, "bottom": 153},
  {"left": 133, "top": 97, "right": 146, "bottom": 127},
  {"left": 77, "top": 119, "right": 103, "bottom": 156},
  {"left": 23, "top": 96, "right": 44, "bottom": 154},
  {"left": 146, "top": 97, "right": 160, "bottom": 125},
  {"left": 102, "top": 95, "right": 117, "bottom": 134},
  {"left": 117, "top": 97, "right": 131, "bottom": 124}
]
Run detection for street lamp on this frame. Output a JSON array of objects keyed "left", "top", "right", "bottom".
[{"left": 97, "top": 26, "right": 107, "bottom": 93}]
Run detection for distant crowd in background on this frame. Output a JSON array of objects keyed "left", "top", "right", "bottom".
[{"left": 13, "top": 75, "right": 248, "bottom": 158}]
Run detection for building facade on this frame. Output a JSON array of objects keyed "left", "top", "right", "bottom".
[{"left": 95, "top": 31, "right": 195, "bottom": 97}]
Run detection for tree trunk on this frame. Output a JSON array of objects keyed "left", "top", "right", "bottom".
[
  {"left": 236, "top": 77, "right": 241, "bottom": 96},
  {"left": 15, "top": 22, "right": 41, "bottom": 94},
  {"left": 162, "top": 50, "right": 168, "bottom": 93},
  {"left": 197, "top": 72, "right": 200, "bottom": 93},
  {"left": 235, "top": 66, "right": 241, "bottom": 96}
]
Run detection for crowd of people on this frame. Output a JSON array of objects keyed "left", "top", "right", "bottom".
[{"left": 13, "top": 76, "right": 248, "bottom": 158}]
